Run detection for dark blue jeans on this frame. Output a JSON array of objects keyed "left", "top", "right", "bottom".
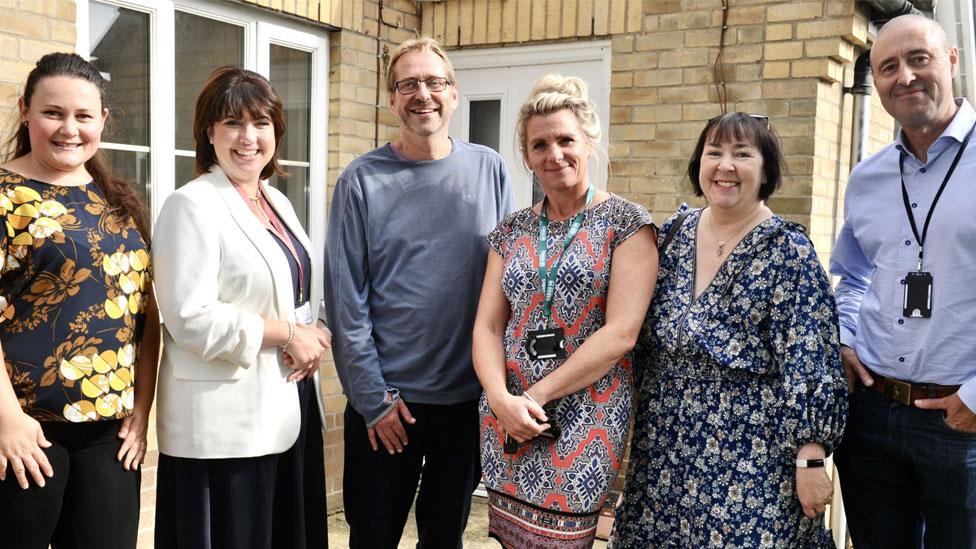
[
  {"left": 342, "top": 400, "right": 481, "bottom": 549},
  {"left": 835, "top": 388, "right": 976, "bottom": 549}
]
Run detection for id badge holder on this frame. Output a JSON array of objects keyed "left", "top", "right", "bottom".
[
  {"left": 293, "top": 301, "right": 313, "bottom": 325},
  {"left": 903, "top": 271, "right": 933, "bottom": 318},
  {"left": 525, "top": 327, "right": 567, "bottom": 360}
]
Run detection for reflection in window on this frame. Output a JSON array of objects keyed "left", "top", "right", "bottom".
[
  {"left": 532, "top": 173, "right": 545, "bottom": 205},
  {"left": 269, "top": 44, "right": 312, "bottom": 228},
  {"left": 469, "top": 99, "right": 501, "bottom": 153},
  {"left": 175, "top": 156, "right": 196, "bottom": 192},
  {"left": 103, "top": 149, "right": 151, "bottom": 208},
  {"left": 89, "top": 1, "right": 151, "bottom": 209},
  {"left": 174, "top": 12, "right": 244, "bottom": 153}
]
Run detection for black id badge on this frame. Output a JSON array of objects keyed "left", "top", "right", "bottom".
[
  {"left": 525, "top": 328, "right": 567, "bottom": 360},
  {"left": 903, "top": 271, "right": 933, "bottom": 318}
]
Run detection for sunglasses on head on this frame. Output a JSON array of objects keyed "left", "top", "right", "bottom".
[{"left": 708, "top": 113, "right": 770, "bottom": 130}]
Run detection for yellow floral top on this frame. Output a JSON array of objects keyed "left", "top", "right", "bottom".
[{"left": 0, "top": 169, "right": 150, "bottom": 422}]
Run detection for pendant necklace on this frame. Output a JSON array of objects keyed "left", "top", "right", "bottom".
[{"left": 708, "top": 208, "right": 761, "bottom": 257}]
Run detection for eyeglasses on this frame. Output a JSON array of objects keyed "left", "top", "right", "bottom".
[{"left": 393, "top": 77, "right": 453, "bottom": 95}]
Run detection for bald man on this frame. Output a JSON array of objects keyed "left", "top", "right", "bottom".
[{"left": 830, "top": 14, "right": 976, "bottom": 548}]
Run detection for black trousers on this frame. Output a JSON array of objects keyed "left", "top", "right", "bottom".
[
  {"left": 155, "top": 378, "right": 327, "bottom": 549},
  {"left": 343, "top": 399, "right": 481, "bottom": 549},
  {"left": 0, "top": 420, "right": 140, "bottom": 549}
]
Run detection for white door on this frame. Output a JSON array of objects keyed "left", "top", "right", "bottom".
[{"left": 448, "top": 41, "right": 611, "bottom": 209}]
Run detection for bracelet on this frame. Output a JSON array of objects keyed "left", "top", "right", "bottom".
[
  {"left": 280, "top": 321, "right": 295, "bottom": 351},
  {"left": 522, "top": 391, "right": 541, "bottom": 407},
  {"left": 795, "top": 458, "right": 825, "bottom": 468}
]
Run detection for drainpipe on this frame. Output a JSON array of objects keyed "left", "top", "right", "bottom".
[
  {"left": 862, "top": 0, "right": 923, "bottom": 20},
  {"left": 848, "top": 51, "right": 873, "bottom": 168}
]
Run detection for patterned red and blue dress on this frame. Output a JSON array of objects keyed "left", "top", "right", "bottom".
[
  {"left": 479, "top": 194, "right": 653, "bottom": 548},
  {"left": 0, "top": 169, "right": 150, "bottom": 423}
]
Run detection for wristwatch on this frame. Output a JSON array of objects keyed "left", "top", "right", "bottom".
[{"left": 795, "top": 458, "right": 826, "bottom": 468}]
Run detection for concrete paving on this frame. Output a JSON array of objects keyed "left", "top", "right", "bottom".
[{"left": 327, "top": 494, "right": 609, "bottom": 548}]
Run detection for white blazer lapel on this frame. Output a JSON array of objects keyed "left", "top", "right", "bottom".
[{"left": 206, "top": 170, "right": 294, "bottom": 319}]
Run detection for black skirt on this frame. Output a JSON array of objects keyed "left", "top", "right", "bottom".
[{"left": 154, "top": 378, "right": 327, "bottom": 549}]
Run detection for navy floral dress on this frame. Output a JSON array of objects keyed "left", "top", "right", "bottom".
[{"left": 611, "top": 206, "right": 846, "bottom": 548}]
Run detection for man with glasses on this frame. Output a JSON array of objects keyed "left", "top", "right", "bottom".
[
  {"left": 831, "top": 14, "right": 976, "bottom": 547},
  {"left": 324, "top": 37, "right": 513, "bottom": 548}
]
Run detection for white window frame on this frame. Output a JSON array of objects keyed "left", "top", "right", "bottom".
[
  {"left": 257, "top": 21, "right": 328, "bottom": 258},
  {"left": 447, "top": 41, "right": 611, "bottom": 208},
  {"left": 76, "top": 0, "right": 329, "bottom": 267}
]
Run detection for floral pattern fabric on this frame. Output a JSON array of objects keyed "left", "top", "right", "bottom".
[
  {"left": 0, "top": 169, "right": 149, "bottom": 422},
  {"left": 480, "top": 195, "right": 653, "bottom": 547},
  {"left": 611, "top": 206, "right": 847, "bottom": 548}
]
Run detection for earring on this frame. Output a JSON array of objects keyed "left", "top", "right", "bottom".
[{"left": 21, "top": 121, "right": 27, "bottom": 128}]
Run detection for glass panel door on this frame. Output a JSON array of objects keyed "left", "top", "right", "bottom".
[
  {"left": 268, "top": 44, "right": 311, "bottom": 228},
  {"left": 173, "top": 11, "right": 245, "bottom": 187},
  {"left": 89, "top": 1, "right": 151, "bottom": 207},
  {"left": 468, "top": 99, "right": 501, "bottom": 153}
]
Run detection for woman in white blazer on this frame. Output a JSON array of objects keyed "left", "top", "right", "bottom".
[{"left": 152, "top": 67, "right": 330, "bottom": 548}]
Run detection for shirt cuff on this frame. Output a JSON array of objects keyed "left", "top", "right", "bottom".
[
  {"left": 364, "top": 386, "right": 400, "bottom": 428},
  {"left": 839, "top": 326, "right": 857, "bottom": 348},
  {"left": 957, "top": 379, "right": 976, "bottom": 413}
]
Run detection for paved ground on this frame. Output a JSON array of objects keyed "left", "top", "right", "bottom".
[{"left": 327, "top": 495, "right": 609, "bottom": 548}]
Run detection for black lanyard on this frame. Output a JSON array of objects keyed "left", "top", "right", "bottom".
[{"left": 898, "top": 123, "right": 975, "bottom": 270}]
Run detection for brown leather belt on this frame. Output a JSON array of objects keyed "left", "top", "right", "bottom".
[{"left": 866, "top": 370, "right": 960, "bottom": 406}]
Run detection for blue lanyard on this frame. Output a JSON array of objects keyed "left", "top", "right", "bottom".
[{"left": 538, "top": 185, "right": 595, "bottom": 319}]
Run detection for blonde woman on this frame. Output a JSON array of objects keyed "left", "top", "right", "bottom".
[{"left": 472, "top": 75, "right": 658, "bottom": 547}]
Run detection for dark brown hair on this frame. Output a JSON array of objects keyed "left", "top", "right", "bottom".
[
  {"left": 687, "top": 112, "right": 784, "bottom": 201},
  {"left": 4, "top": 52, "right": 149, "bottom": 239},
  {"left": 192, "top": 67, "right": 286, "bottom": 181}
]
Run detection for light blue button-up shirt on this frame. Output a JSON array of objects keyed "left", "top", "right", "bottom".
[{"left": 831, "top": 98, "right": 976, "bottom": 411}]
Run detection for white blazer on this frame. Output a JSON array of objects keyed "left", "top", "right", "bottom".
[{"left": 153, "top": 169, "right": 322, "bottom": 459}]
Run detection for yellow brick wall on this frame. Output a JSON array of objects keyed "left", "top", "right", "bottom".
[
  {"left": 239, "top": 0, "right": 419, "bottom": 36},
  {"left": 602, "top": 0, "right": 870, "bottom": 263},
  {"left": 421, "top": 0, "right": 642, "bottom": 46},
  {"left": 0, "top": 0, "right": 76, "bottom": 137}
]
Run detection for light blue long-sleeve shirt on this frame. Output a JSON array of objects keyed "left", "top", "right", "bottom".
[
  {"left": 324, "top": 139, "right": 514, "bottom": 426},
  {"left": 830, "top": 98, "right": 976, "bottom": 411}
]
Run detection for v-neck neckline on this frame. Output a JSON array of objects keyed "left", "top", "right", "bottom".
[{"left": 689, "top": 210, "right": 778, "bottom": 301}]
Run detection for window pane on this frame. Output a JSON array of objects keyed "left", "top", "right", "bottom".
[
  {"left": 175, "top": 157, "right": 196, "bottom": 189},
  {"left": 269, "top": 45, "right": 311, "bottom": 163},
  {"left": 174, "top": 12, "right": 244, "bottom": 151},
  {"left": 89, "top": 2, "right": 150, "bottom": 147},
  {"left": 269, "top": 167, "right": 307, "bottom": 230},
  {"left": 102, "top": 149, "right": 151, "bottom": 213},
  {"left": 469, "top": 99, "right": 501, "bottom": 153}
]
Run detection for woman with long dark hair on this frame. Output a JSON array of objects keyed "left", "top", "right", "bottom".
[{"left": 0, "top": 52, "right": 159, "bottom": 548}]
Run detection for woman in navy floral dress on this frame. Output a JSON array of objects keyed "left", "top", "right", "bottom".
[
  {"left": 473, "top": 75, "right": 658, "bottom": 548},
  {"left": 612, "top": 113, "right": 847, "bottom": 548}
]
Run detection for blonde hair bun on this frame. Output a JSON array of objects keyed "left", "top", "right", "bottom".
[{"left": 515, "top": 73, "right": 601, "bottom": 159}]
